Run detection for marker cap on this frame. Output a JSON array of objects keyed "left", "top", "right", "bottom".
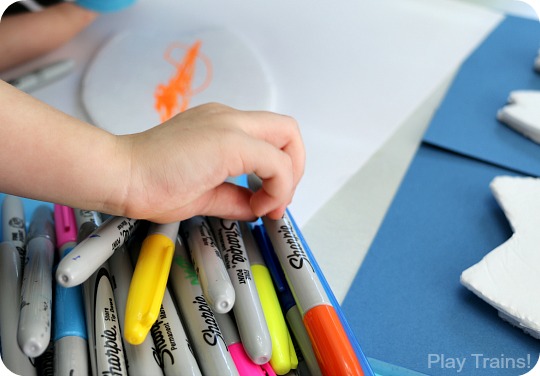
[
  {"left": 54, "top": 205, "right": 77, "bottom": 249},
  {"left": 229, "top": 343, "right": 276, "bottom": 376},
  {"left": 124, "top": 233, "right": 175, "bottom": 345},
  {"left": 27, "top": 205, "right": 55, "bottom": 243},
  {"left": 303, "top": 304, "right": 363, "bottom": 376}
]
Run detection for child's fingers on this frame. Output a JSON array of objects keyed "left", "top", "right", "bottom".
[
  {"left": 224, "top": 134, "right": 295, "bottom": 217},
  {"left": 236, "top": 110, "right": 305, "bottom": 187},
  {"left": 190, "top": 183, "right": 257, "bottom": 220},
  {"left": 149, "top": 183, "right": 256, "bottom": 223}
]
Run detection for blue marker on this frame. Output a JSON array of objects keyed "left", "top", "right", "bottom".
[{"left": 53, "top": 205, "right": 89, "bottom": 376}]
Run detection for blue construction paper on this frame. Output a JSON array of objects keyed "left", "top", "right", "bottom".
[
  {"left": 342, "top": 144, "right": 540, "bottom": 375},
  {"left": 423, "top": 16, "right": 540, "bottom": 177}
]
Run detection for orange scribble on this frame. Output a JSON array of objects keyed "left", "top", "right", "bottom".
[{"left": 154, "top": 40, "right": 212, "bottom": 121}]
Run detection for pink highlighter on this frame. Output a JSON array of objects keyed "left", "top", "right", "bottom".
[{"left": 214, "top": 312, "right": 276, "bottom": 376}]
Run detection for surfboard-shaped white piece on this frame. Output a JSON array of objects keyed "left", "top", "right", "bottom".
[
  {"left": 497, "top": 90, "right": 540, "bottom": 144},
  {"left": 82, "top": 28, "right": 275, "bottom": 135},
  {"left": 461, "top": 176, "right": 540, "bottom": 338},
  {"left": 535, "top": 48, "right": 540, "bottom": 73}
]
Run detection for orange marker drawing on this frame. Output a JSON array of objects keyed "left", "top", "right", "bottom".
[{"left": 154, "top": 40, "right": 212, "bottom": 121}]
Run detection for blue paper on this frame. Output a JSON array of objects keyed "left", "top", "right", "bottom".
[
  {"left": 423, "top": 16, "right": 540, "bottom": 176},
  {"left": 342, "top": 16, "right": 540, "bottom": 374},
  {"left": 342, "top": 144, "right": 539, "bottom": 375}
]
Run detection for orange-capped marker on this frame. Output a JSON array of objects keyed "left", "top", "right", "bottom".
[
  {"left": 304, "top": 305, "right": 361, "bottom": 375},
  {"left": 248, "top": 174, "right": 364, "bottom": 376},
  {"left": 259, "top": 213, "right": 363, "bottom": 376}
]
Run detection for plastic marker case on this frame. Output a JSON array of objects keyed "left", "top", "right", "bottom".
[{"left": 0, "top": 194, "right": 375, "bottom": 376}]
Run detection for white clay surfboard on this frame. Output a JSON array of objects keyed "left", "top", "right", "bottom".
[
  {"left": 82, "top": 28, "right": 275, "bottom": 135},
  {"left": 497, "top": 90, "right": 540, "bottom": 145},
  {"left": 461, "top": 176, "right": 540, "bottom": 339}
]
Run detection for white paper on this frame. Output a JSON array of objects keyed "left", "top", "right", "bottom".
[{"left": 1, "top": 0, "right": 503, "bottom": 227}]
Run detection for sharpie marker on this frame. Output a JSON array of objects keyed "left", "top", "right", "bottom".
[
  {"left": 241, "top": 221, "right": 298, "bottom": 375},
  {"left": 253, "top": 224, "right": 322, "bottom": 376},
  {"left": 214, "top": 312, "right": 276, "bottom": 376},
  {"left": 124, "top": 229, "right": 201, "bottom": 376},
  {"left": 2, "top": 195, "right": 26, "bottom": 267},
  {"left": 18, "top": 205, "right": 56, "bottom": 358},
  {"left": 260, "top": 212, "right": 363, "bottom": 376},
  {"left": 73, "top": 209, "right": 102, "bottom": 243},
  {"left": 0, "top": 242, "right": 37, "bottom": 376},
  {"left": 208, "top": 217, "right": 272, "bottom": 364},
  {"left": 109, "top": 244, "right": 163, "bottom": 376},
  {"left": 168, "top": 235, "right": 238, "bottom": 376},
  {"left": 35, "top": 341, "right": 54, "bottom": 376},
  {"left": 83, "top": 262, "right": 127, "bottom": 376},
  {"left": 53, "top": 205, "right": 89, "bottom": 376},
  {"left": 124, "top": 221, "right": 180, "bottom": 345},
  {"left": 8, "top": 59, "right": 75, "bottom": 92},
  {"left": 150, "top": 288, "right": 201, "bottom": 376},
  {"left": 56, "top": 216, "right": 139, "bottom": 287},
  {"left": 181, "top": 217, "right": 235, "bottom": 314},
  {"left": 286, "top": 210, "right": 374, "bottom": 375}
]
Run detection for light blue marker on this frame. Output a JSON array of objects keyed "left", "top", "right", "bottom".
[{"left": 53, "top": 205, "right": 89, "bottom": 376}]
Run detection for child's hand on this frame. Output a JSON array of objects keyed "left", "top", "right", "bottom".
[{"left": 117, "top": 103, "right": 305, "bottom": 223}]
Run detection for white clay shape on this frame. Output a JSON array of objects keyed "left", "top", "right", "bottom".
[
  {"left": 535, "top": 48, "right": 540, "bottom": 73},
  {"left": 461, "top": 176, "right": 540, "bottom": 338},
  {"left": 497, "top": 90, "right": 540, "bottom": 144}
]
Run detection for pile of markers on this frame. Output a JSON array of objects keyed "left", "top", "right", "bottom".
[{"left": 0, "top": 193, "right": 368, "bottom": 376}]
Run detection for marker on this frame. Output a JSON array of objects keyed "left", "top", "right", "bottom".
[
  {"left": 72, "top": 209, "right": 102, "bottom": 243},
  {"left": 180, "top": 216, "right": 235, "bottom": 314},
  {"left": 285, "top": 210, "right": 374, "bottom": 375},
  {"left": 56, "top": 216, "right": 139, "bottom": 287},
  {"left": 2, "top": 195, "right": 26, "bottom": 268},
  {"left": 240, "top": 221, "right": 298, "bottom": 375},
  {"left": 35, "top": 341, "right": 54, "bottom": 376},
  {"left": 124, "top": 221, "right": 180, "bottom": 345},
  {"left": 149, "top": 288, "right": 202, "bottom": 376},
  {"left": 214, "top": 312, "right": 276, "bottom": 376},
  {"left": 124, "top": 227, "right": 201, "bottom": 376},
  {"left": 253, "top": 224, "right": 322, "bottom": 376},
  {"left": 259, "top": 211, "right": 364, "bottom": 376},
  {"left": 208, "top": 217, "right": 272, "bottom": 365},
  {"left": 74, "top": 209, "right": 103, "bottom": 376},
  {"left": 0, "top": 242, "right": 37, "bottom": 376},
  {"left": 168, "top": 235, "right": 238, "bottom": 376},
  {"left": 83, "top": 262, "right": 127, "bottom": 376},
  {"left": 108, "top": 244, "right": 164, "bottom": 376},
  {"left": 18, "top": 205, "right": 56, "bottom": 358},
  {"left": 53, "top": 205, "right": 90, "bottom": 376},
  {"left": 8, "top": 59, "right": 75, "bottom": 92}
]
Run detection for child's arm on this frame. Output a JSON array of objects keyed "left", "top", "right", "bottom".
[
  {"left": 0, "top": 3, "right": 98, "bottom": 72},
  {"left": 0, "top": 80, "right": 304, "bottom": 222}
]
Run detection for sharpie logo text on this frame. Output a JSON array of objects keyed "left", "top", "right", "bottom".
[
  {"left": 100, "top": 325, "right": 124, "bottom": 376},
  {"left": 217, "top": 220, "right": 246, "bottom": 269},
  {"left": 277, "top": 223, "right": 314, "bottom": 272},
  {"left": 151, "top": 306, "right": 178, "bottom": 369},
  {"left": 193, "top": 295, "right": 226, "bottom": 347}
]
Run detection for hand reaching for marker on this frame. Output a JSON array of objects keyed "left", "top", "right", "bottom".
[{"left": 116, "top": 103, "right": 305, "bottom": 223}]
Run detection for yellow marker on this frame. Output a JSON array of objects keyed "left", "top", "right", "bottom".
[
  {"left": 124, "top": 222, "right": 180, "bottom": 345},
  {"left": 241, "top": 222, "right": 298, "bottom": 375}
]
